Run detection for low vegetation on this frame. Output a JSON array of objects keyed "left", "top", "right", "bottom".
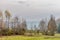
[{"left": 0, "top": 34, "right": 60, "bottom": 40}]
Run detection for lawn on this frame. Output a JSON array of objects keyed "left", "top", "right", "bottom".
[{"left": 0, "top": 34, "right": 60, "bottom": 40}]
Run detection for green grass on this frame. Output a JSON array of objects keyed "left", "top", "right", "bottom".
[{"left": 0, "top": 34, "right": 60, "bottom": 40}]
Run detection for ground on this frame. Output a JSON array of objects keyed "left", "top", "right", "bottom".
[{"left": 0, "top": 34, "right": 60, "bottom": 40}]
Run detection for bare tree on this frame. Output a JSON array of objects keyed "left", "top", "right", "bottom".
[
  {"left": 20, "top": 18, "right": 27, "bottom": 35},
  {"left": 39, "top": 19, "right": 46, "bottom": 35}
]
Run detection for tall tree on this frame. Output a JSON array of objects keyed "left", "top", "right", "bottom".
[
  {"left": 13, "top": 16, "right": 19, "bottom": 35},
  {"left": 48, "top": 15, "right": 57, "bottom": 36},
  {"left": 5, "top": 10, "right": 11, "bottom": 29}
]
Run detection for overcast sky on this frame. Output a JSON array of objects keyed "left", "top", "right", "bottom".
[{"left": 0, "top": 0, "right": 60, "bottom": 21}]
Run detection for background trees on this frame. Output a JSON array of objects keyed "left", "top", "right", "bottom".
[{"left": 0, "top": 10, "right": 58, "bottom": 36}]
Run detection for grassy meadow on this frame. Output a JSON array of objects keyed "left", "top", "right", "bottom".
[{"left": 0, "top": 34, "right": 60, "bottom": 40}]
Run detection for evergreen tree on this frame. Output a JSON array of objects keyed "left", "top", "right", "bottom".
[{"left": 48, "top": 15, "right": 57, "bottom": 36}]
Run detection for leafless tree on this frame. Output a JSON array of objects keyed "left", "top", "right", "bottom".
[
  {"left": 20, "top": 18, "right": 27, "bottom": 35},
  {"left": 38, "top": 19, "right": 47, "bottom": 35}
]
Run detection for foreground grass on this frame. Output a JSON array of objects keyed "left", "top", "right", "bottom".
[{"left": 0, "top": 34, "right": 60, "bottom": 40}]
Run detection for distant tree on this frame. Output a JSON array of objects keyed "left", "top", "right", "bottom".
[
  {"left": 20, "top": 18, "right": 27, "bottom": 35},
  {"left": 5, "top": 10, "right": 11, "bottom": 29},
  {"left": 48, "top": 15, "right": 57, "bottom": 36},
  {"left": 30, "top": 25, "right": 33, "bottom": 33},
  {"left": 13, "top": 16, "right": 19, "bottom": 35},
  {"left": 39, "top": 19, "right": 46, "bottom": 35},
  {"left": 34, "top": 25, "right": 37, "bottom": 34},
  {"left": 4, "top": 10, "right": 12, "bottom": 36},
  {"left": 10, "top": 19, "right": 15, "bottom": 35}
]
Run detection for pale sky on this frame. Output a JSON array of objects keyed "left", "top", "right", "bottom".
[{"left": 0, "top": 0, "right": 60, "bottom": 21}]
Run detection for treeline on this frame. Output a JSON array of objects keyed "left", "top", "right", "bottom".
[{"left": 0, "top": 10, "right": 59, "bottom": 36}]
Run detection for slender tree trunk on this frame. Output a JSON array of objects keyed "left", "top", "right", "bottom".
[{"left": 8, "top": 18, "right": 9, "bottom": 29}]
